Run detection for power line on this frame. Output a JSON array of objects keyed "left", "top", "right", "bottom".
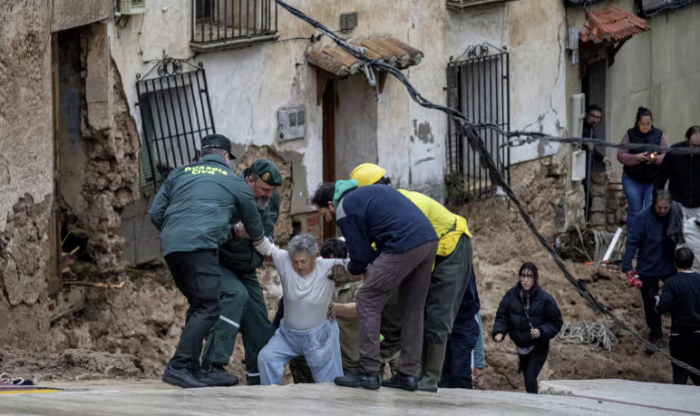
[{"left": 271, "top": 0, "right": 700, "bottom": 378}]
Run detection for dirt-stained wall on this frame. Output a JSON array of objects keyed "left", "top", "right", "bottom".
[
  {"left": 58, "top": 23, "right": 141, "bottom": 270},
  {"left": 109, "top": 0, "right": 569, "bottom": 205},
  {"left": 0, "top": 0, "right": 55, "bottom": 349}
]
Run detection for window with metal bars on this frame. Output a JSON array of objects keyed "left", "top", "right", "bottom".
[
  {"left": 190, "top": 0, "right": 278, "bottom": 51},
  {"left": 446, "top": 44, "right": 510, "bottom": 203},
  {"left": 136, "top": 60, "right": 216, "bottom": 193}
]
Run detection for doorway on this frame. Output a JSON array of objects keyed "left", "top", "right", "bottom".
[{"left": 582, "top": 58, "right": 607, "bottom": 173}]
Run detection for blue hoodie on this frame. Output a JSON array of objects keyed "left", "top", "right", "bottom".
[{"left": 336, "top": 184, "right": 438, "bottom": 275}]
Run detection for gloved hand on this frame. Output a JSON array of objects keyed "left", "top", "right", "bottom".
[
  {"left": 626, "top": 270, "right": 642, "bottom": 288},
  {"left": 254, "top": 237, "right": 275, "bottom": 257}
]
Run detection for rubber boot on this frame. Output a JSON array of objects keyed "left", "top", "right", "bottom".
[{"left": 417, "top": 342, "right": 447, "bottom": 393}]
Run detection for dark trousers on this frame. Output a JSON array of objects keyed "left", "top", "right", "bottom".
[
  {"left": 669, "top": 332, "right": 700, "bottom": 385},
  {"left": 519, "top": 344, "right": 549, "bottom": 394},
  {"left": 639, "top": 276, "right": 664, "bottom": 339},
  {"left": 439, "top": 314, "right": 480, "bottom": 389},
  {"left": 202, "top": 267, "right": 273, "bottom": 384},
  {"left": 356, "top": 241, "right": 438, "bottom": 376},
  {"left": 164, "top": 249, "right": 222, "bottom": 371},
  {"left": 425, "top": 235, "right": 472, "bottom": 344}
]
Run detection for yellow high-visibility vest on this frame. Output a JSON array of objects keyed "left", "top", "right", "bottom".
[{"left": 398, "top": 189, "right": 471, "bottom": 257}]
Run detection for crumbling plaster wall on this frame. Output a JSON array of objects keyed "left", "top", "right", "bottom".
[
  {"left": 61, "top": 23, "right": 141, "bottom": 270},
  {"left": 109, "top": 0, "right": 569, "bottom": 208},
  {"left": 0, "top": 0, "right": 54, "bottom": 349},
  {"left": 0, "top": 0, "right": 54, "bottom": 234}
]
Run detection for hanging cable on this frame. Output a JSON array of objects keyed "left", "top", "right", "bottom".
[{"left": 272, "top": 0, "right": 700, "bottom": 378}]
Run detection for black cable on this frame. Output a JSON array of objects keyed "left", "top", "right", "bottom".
[{"left": 272, "top": 0, "right": 700, "bottom": 378}]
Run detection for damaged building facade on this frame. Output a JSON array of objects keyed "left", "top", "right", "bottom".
[{"left": 2, "top": 0, "right": 700, "bottom": 368}]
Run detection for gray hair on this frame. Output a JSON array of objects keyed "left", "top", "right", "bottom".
[{"left": 288, "top": 234, "right": 318, "bottom": 257}]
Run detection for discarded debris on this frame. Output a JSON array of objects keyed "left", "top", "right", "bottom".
[
  {"left": 557, "top": 320, "right": 618, "bottom": 351},
  {"left": 63, "top": 281, "right": 126, "bottom": 289}
]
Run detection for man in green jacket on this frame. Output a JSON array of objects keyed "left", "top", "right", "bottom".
[
  {"left": 201, "top": 159, "right": 283, "bottom": 386},
  {"left": 150, "top": 134, "right": 268, "bottom": 389}
]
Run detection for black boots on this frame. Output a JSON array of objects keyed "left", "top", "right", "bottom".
[
  {"left": 334, "top": 368, "right": 381, "bottom": 390},
  {"left": 645, "top": 336, "right": 662, "bottom": 355},
  {"left": 200, "top": 366, "right": 239, "bottom": 387},
  {"left": 381, "top": 373, "right": 418, "bottom": 392},
  {"left": 162, "top": 367, "right": 207, "bottom": 389}
]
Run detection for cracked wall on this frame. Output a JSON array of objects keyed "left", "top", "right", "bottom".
[
  {"left": 0, "top": 0, "right": 55, "bottom": 349},
  {"left": 58, "top": 23, "right": 140, "bottom": 271},
  {"left": 0, "top": 6, "right": 140, "bottom": 350}
]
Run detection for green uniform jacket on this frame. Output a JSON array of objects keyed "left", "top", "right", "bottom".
[
  {"left": 149, "top": 154, "right": 265, "bottom": 256},
  {"left": 219, "top": 182, "right": 280, "bottom": 274}
]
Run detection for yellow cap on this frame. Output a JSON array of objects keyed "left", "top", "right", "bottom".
[{"left": 351, "top": 163, "right": 387, "bottom": 187}]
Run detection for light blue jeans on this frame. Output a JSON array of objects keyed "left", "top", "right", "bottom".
[
  {"left": 622, "top": 176, "right": 654, "bottom": 235},
  {"left": 258, "top": 319, "right": 343, "bottom": 385}
]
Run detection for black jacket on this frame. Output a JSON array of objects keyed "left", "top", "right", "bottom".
[
  {"left": 655, "top": 142, "right": 700, "bottom": 208},
  {"left": 492, "top": 284, "right": 563, "bottom": 348},
  {"left": 582, "top": 123, "right": 606, "bottom": 174},
  {"left": 657, "top": 271, "right": 700, "bottom": 333}
]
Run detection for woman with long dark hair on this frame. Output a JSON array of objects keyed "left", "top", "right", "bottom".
[
  {"left": 492, "top": 263, "right": 563, "bottom": 394},
  {"left": 617, "top": 107, "right": 669, "bottom": 234}
]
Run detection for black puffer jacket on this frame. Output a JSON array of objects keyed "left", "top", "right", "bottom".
[{"left": 492, "top": 284, "right": 563, "bottom": 348}]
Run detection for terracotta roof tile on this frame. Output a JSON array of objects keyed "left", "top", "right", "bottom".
[
  {"left": 308, "top": 36, "right": 424, "bottom": 78},
  {"left": 581, "top": 6, "right": 650, "bottom": 43}
]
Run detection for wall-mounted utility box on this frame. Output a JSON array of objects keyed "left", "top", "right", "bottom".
[
  {"left": 120, "top": 0, "right": 147, "bottom": 15},
  {"left": 340, "top": 12, "right": 358, "bottom": 31},
  {"left": 278, "top": 106, "right": 306, "bottom": 142}
]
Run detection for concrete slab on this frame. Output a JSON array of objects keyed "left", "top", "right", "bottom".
[
  {"left": 1, "top": 381, "right": 699, "bottom": 416},
  {"left": 540, "top": 379, "right": 700, "bottom": 415}
]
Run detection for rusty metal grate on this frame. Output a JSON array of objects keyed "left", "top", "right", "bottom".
[
  {"left": 136, "top": 60, "right": 216, "bottom": 191},
  {"left": 446, "top": 43, "right": 510, "bottom": 202},
  {"left": 191, "top": 0, "right": 278, "bottom": 46}
]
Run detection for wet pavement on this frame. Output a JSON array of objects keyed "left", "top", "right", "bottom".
[{"left": 1, "top": 380, "right": 698, "bottom": 415}]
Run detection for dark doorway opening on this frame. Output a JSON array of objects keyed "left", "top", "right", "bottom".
[{"left": 582, "top": 58, "right": 607, "bottom": 173}]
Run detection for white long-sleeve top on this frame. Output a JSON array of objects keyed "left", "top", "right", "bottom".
[{"left": 270, "top": 246, "right": 345, "bottom": 330}]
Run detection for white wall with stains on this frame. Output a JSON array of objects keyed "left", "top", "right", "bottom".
[{"left": 108, "top": 0, "right": 568, "bottom": 208}]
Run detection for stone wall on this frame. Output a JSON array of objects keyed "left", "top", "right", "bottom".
[{"left": 588, "top": 172, "right": 627, "bottom": 232}]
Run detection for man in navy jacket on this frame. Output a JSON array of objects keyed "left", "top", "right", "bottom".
[
  {"left": 622, "top": 190, "right": 677, "bottom": 352},
  {"left": 311, "top": 180, "right": 438, "bottom": 392}
]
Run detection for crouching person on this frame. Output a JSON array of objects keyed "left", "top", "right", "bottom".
[{"left": 255, "top": 234, "right": 345, "bottom": 385}]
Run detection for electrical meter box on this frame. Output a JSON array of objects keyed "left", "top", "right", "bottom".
[{"left": 278, "top": 106, "right": 306, "bottom": 142}]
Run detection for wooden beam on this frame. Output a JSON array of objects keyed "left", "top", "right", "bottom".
[{"left": 607, "top": 38, "right": 629, "bottom": 68}]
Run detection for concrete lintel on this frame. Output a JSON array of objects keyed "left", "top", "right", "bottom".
[{"left": 189, "top": 34, "right": 280, "bottom": 53}]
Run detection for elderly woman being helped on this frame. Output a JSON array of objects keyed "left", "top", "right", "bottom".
[{"left": 255, "top": 233, "right": 346, "bottom": 385}]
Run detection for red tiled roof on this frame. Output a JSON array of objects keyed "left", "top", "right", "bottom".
[
  {"left": 308, "top": 36, "right": 424, "bottom": 78},
  {"left": 580, "top": 6, "right": 650, "bottom": 43}
]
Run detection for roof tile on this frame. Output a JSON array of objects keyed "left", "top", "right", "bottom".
[
  {"left": 581, "top": 6, "right": 650, "bottom": 43},
  {"left": 308, "top": 36, "right": 424, "bottom": 78}
]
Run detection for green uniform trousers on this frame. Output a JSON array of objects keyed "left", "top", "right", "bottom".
[
  {"left": 202, "top": 266, "right": 273, "bottom": 384},
  {"left": 425, "top": 234, "right": 473, "bottom": 344}
]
